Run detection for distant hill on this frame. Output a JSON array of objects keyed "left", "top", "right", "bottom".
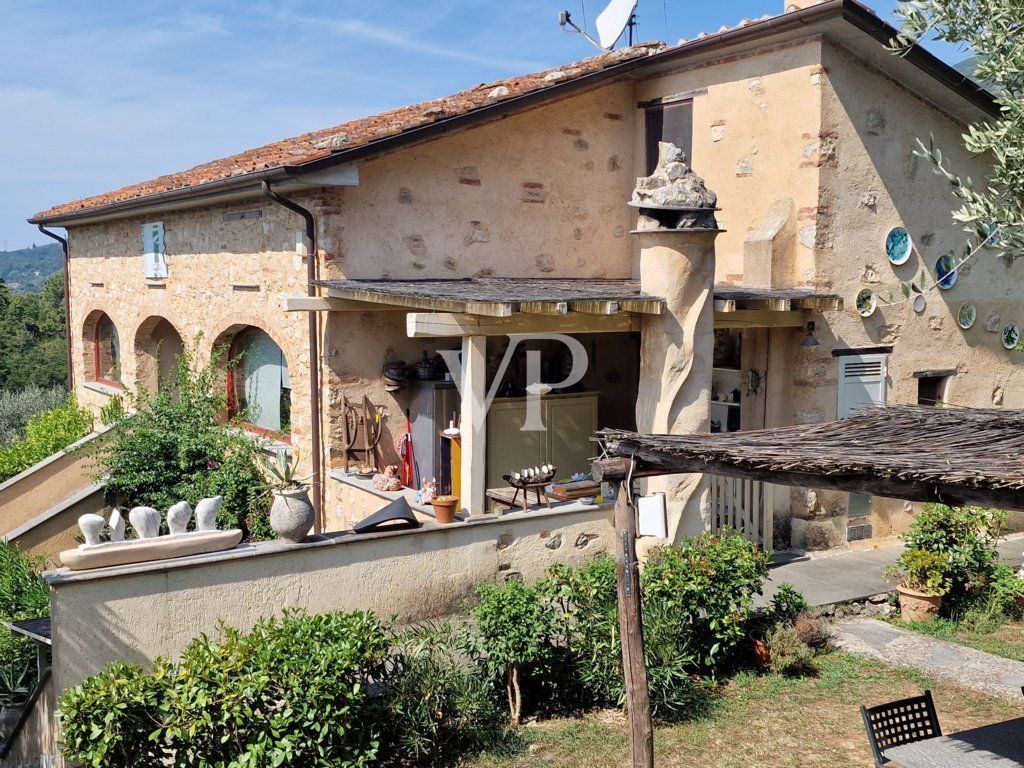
[{"left": 0, "top": 243, "right": 63, "bottom": 293}]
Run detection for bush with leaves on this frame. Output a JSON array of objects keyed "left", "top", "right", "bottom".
[
  {"left": 0, "top": 386, "right": 67, "bottom": 447},
  {"left": 767, "top": 625, "right": 818, "bottom": 678},
  {"left": 0, "top": 541, "right": 50, "bottom": 717},
  {"left": 0, "top": 397, "right": 92, "bottom": 483},
  {"left": 382, "top": 622, "right": 518, "bottom": 767},
  {"left": 643, "top": 532, "right": 770, "bottom": 673},
  {"left": 900, "top": 504, "right": 1004, "bottom": 611},
  {"left": 97, "top": 340, "right": 272, "bottom": 539},
  {"left": 472, "top": 578, "right": 557, "bottom": 724}
]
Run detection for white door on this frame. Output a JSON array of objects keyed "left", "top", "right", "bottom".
[{"left": 838, "top": 354, "right": 888, "bottom": 519}]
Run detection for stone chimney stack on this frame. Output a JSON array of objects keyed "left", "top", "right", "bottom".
[{"left": 631, "top": 144, "right": 721, "bottom": 542}]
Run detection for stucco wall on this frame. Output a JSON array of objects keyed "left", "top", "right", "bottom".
[
  {"left": 635, "top": 37, "right": 826, "bottom": 284},
  {"left": 773, "top": 41, "right": 1022, "bottom": 547},
  {"left": 48, "top": 507, "right": 614, "bottom": 692}
]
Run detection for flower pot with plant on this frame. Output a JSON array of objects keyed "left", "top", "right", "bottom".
[
  {"left": 887, "top": 549, "right": 950, "bottom": 622},
  {"left": 261, "top": 451, "right": 314, "bottom": 543},
  {"left": 430, "top": 495, "right": 459, "bottom": 525}
]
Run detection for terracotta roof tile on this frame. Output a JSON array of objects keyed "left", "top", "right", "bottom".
[{"left": 34, "top": 42, "right": 665, "bottom": 220}]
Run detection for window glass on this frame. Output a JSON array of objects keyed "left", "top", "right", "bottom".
[
  {"left": 644, "top": 101, "right": 693, "bottom": 174},
  {"left": 95, "top": 315, "right": 121, "bottom": 383},
  {"left": 233, "top": 328, "right": 290, "bottom": 433}
]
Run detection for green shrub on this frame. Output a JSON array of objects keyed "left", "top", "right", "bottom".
[
  {"left": 0, "top": 541, "right": 50, "bottom": 702},
  {"left": 983, "top": 564, "right": 1024, "bottom": 619},
  {"left": 768, "top": 583, "right": 809, "bottom": 627},
  {"left": 902, "top": 504, "right": 1005, "bottom": 609},
  {"left": 98, "top": 340, "right": 272, "bottom": 540},
  {"left": 472, "top": 579, "right": 557, "bottom": 723},
  {"left": 767, "top": 625, "right": 818, "bottom": 677},
  {"left": 383, "top": 623, "right": 518, "bottom": 767},
  {"left": 888, "top": 548, "right": 952, "bottom": 596},
  {"left": 0, "top": 397, "right": 92, "bottom": 482},
  {"left": 58, "top": 660, "right": 171, "bottom": 768},
  {"left": 61, "top": 611, "right": 393, "bottom": 768},
  {"left": 643, "top": 532, "right": 770, "bottom": 673},
  {"left": 0, "top": 386, "right": 67, "bottom": 447}
]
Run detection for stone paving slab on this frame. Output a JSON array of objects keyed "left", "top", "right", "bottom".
[{"left": 832, "top": 618, "right": 1024, "bottom": 701}]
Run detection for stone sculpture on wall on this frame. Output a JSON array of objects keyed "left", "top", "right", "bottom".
[{"left": 60, "top": 496, "right": 242, "bottom": 572}]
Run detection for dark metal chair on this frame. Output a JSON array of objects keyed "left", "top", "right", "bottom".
[{"left": 861, "top": 690, "right": 942, "bottom": 767}]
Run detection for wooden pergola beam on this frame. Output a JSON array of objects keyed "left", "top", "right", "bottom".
[
  {"left": 285, "top": 296, "right": 407, "bottom": 312},
  {"left": 406, "top": 311, "right": 641, "bottom": 338},
  {"left": 325, "top": 286, "right": 513, "bottom": 317},
  {"left": 592, "top": 455, "right": 1024, "bottom": 511},
  {"left": 714, "top": 309, "right": 807, "bottom": 329}
]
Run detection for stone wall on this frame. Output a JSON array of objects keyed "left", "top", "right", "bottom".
[{"left": 48, "top": 506, "right": 614, "bottom": 692}]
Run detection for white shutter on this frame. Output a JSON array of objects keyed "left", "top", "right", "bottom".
[
  {"left": 837, "top": 354, "right": 887, "bottom": 419},
  {"left": 142, "top": 222, "right": 168, "bottom": 278}
]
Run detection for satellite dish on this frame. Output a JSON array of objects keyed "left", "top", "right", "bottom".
[{"left": 596, "top": 0, "right": 638, "bottom": 49}]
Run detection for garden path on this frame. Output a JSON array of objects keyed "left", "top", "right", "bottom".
[
  {"left": 759, "top": 535, "right": 1024, "bottom": 608},
  {"left": 832, "top": 618, "right": 1024, "bottom": 700}
]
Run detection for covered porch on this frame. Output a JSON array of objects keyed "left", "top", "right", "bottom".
[{"left": 287, "top": 276, "right": 840, "bottom": 531}]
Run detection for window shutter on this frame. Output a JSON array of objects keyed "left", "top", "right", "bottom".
[
  {"left": 142, "top": 222, "right": 167, "bottom": 278},
  {"left": 837, "top": 354, "right": 887, "bottom": 419}
]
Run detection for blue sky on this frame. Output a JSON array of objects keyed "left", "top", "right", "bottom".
[{"left": 0, "top": 0, "right": 969, "bottom": 250}]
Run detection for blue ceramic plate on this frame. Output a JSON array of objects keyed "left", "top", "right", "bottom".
[
  {"left": 885, "top": 227, "right": 912, "bottom": 265},
  {"left": 936, "top": 254, "right": 958, "bottom": 289}
]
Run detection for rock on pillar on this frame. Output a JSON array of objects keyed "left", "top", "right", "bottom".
[{"left": 631, "top": 142, "right": 721, "bottom": 543}]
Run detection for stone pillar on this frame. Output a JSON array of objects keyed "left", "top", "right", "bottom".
[
  {"left": 459, "top": 334, "right": 487, "bottom": 515},
  {"left": 630, "top": 141, "right": 720, "bottom": 545},
  {"left": 635, "top": 229, "right": 718, "bottom": 542}
]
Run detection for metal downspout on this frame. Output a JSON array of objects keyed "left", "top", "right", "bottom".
[
  {"left": 37, "top": 225, "right": 73, "bottom": 393},
  {"left": 261, "top": 181, "right": 323, "bottom": 533}
]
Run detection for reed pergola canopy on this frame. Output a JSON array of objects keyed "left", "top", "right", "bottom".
[{"left": 594, "top": 406, "right": 1024, "bottom": 511}]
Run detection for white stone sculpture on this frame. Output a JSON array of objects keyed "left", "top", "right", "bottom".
[
  {"left": 129, "top": 507, "right": 161, "bottom": 539},
  {"left": 64, "top": 496, "right": 242, "bottom": 572},
  {"left": 167, "top": 501, "right": 193, "bottom": 536},
  {"left": 108, "top": 509, "right": 126, "bottom": 542},
  {"left": 195, "top": 496, "right": 223, "bottom": 531},
  {"left": 78, "top": 514, "right": 105, "bottom": 547},
  {"left": 631, "top": 142, "right": 719, "bottom": 230}
]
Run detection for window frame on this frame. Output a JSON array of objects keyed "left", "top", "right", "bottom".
[
  {"left": 226, "top": 327, "right": 292, "bottom": 444},
  {"left": 92, "top": 314, "right": 123, "bottom": 390},
  {"left": 641, "top": 97, "right": 694, "bottom": 175}
]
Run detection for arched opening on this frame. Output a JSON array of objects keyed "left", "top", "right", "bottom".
[
  {"left": 82, "top": 310, "right": 122, "bottom": 387},
  {"left": 226, "top": 326, "right": 291, "bottom": 438},
  {"left": 134, "top": 316, "right": 185, "bottom": 392}
]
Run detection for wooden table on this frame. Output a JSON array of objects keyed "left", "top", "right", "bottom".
[
  {"left": 885, "top": 717, "right": 1024, "bottom": 766},
  {"left": 486, "top": 484, "right": 551, "bottom": 514}
]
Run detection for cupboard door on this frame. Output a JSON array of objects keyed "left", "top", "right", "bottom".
[
  {"left": 486, "top": 401, "right": 545, "bottom": 489},
  {"left": 545, "top": 395, "right": 598, "bottom": 478}
]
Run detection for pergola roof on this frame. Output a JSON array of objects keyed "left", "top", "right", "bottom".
[
  {"left": 594, "top": 406, "right": 1024, "bottom": 510},
  {"left": 314, "top": 277, "right": 842, "bottom": 318}
]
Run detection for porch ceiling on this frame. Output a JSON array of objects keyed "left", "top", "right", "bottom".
[
  {"left": 593, "top": 405, "right": 1024, "bottom": 511},
  {"left": 309, "top": 278, "right": 843, "bottom": 319}
]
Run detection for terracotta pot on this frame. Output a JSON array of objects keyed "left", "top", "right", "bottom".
[
  {"left": 750, "top": 636, "right": 771, "bottom": 669},
  {"left": 897, "top": 585, "right": 942, "bottom": 622},
  {"left": 431, "top": 497, "right": 459, "bottom": 525},
  {"left": 270, "top": 487, "right": 314, "bottom": 543}
]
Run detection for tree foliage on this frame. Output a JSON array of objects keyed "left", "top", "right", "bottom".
[
  {"left": 97, "top": 339, "right": 273, "bottom": 539},
  {"left": 0, "top": 272, "right": 67, "bottom": 392},
  {"left": 894, "top": 1, "right": 1024, "bottom": 258}
]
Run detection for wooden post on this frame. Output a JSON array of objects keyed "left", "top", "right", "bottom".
[
  {"left": 459, "top": 334, "right": 486, "bottom": 515},
  {"left": 615, "top": 483, "right": 653, "bottom": 768}
]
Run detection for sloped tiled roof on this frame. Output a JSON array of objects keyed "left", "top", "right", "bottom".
[{"left": 33, "top": 43, "right": 665, "bottom": 220}]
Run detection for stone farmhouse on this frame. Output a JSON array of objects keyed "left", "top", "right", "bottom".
[{"left": 28, "top": 0, "right": 1014, "bottom": 559}]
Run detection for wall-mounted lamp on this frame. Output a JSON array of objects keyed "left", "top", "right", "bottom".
[{"left": 799, "top": 321, "right": 820, "bottom": 347}]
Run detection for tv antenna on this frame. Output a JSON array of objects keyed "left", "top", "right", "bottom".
[{"left": 560, "top": 0, "right": 638, "bottom": 51}]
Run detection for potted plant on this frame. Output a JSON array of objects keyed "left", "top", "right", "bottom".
[
  {"left": 261, "top": 451, "right": 314, "bottom": 543},
  {"left": 887, "top": 549, "right": 950, "bottom": 622},
  {"left": 430, "top": 495, "right": 459, "bottom": 525}
]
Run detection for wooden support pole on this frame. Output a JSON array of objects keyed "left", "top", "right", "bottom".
[
  {"left": 614, "top": 485, "right": 653, "bottom": 768},
  {"left": 460, "top": 335, "right": 487, "bottom": 515}
]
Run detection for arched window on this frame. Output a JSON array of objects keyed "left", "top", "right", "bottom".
[
  {"left": 229, "top": 327, "right": 291, "bottom": 436},
  {"left": 93, "top": 313, "right": 122, "bottom": 386}
]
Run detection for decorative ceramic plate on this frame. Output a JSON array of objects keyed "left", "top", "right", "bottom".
[
  {"left": 935, "top": 254, "right": 958, "bottom": 290},
  {"left": 957, "top": 303, "right": 977, "bottom": 330},
  {"left": 913, "top": 294, "right": 927, "bottom": 314},
  {"left": 856, "top": 288, "right": 877, "bottom": 318},
  {"left": 885, "top": 227, "right": 912, "bottom": 265},
  {"left": 1003, "top": 323, "right": 1020, "bottom": 350}
]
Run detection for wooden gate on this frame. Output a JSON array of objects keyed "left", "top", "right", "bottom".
[{"left": 709, "top": 475, "right": 774, "bottom": 550}]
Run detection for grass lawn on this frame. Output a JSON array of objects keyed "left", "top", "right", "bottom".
[
  {"left": 899, "top": 616, "right": 1024, "bottom": 662},
  {"left": 466, "top": 651, "right": 1023, "bottom": 768}
]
